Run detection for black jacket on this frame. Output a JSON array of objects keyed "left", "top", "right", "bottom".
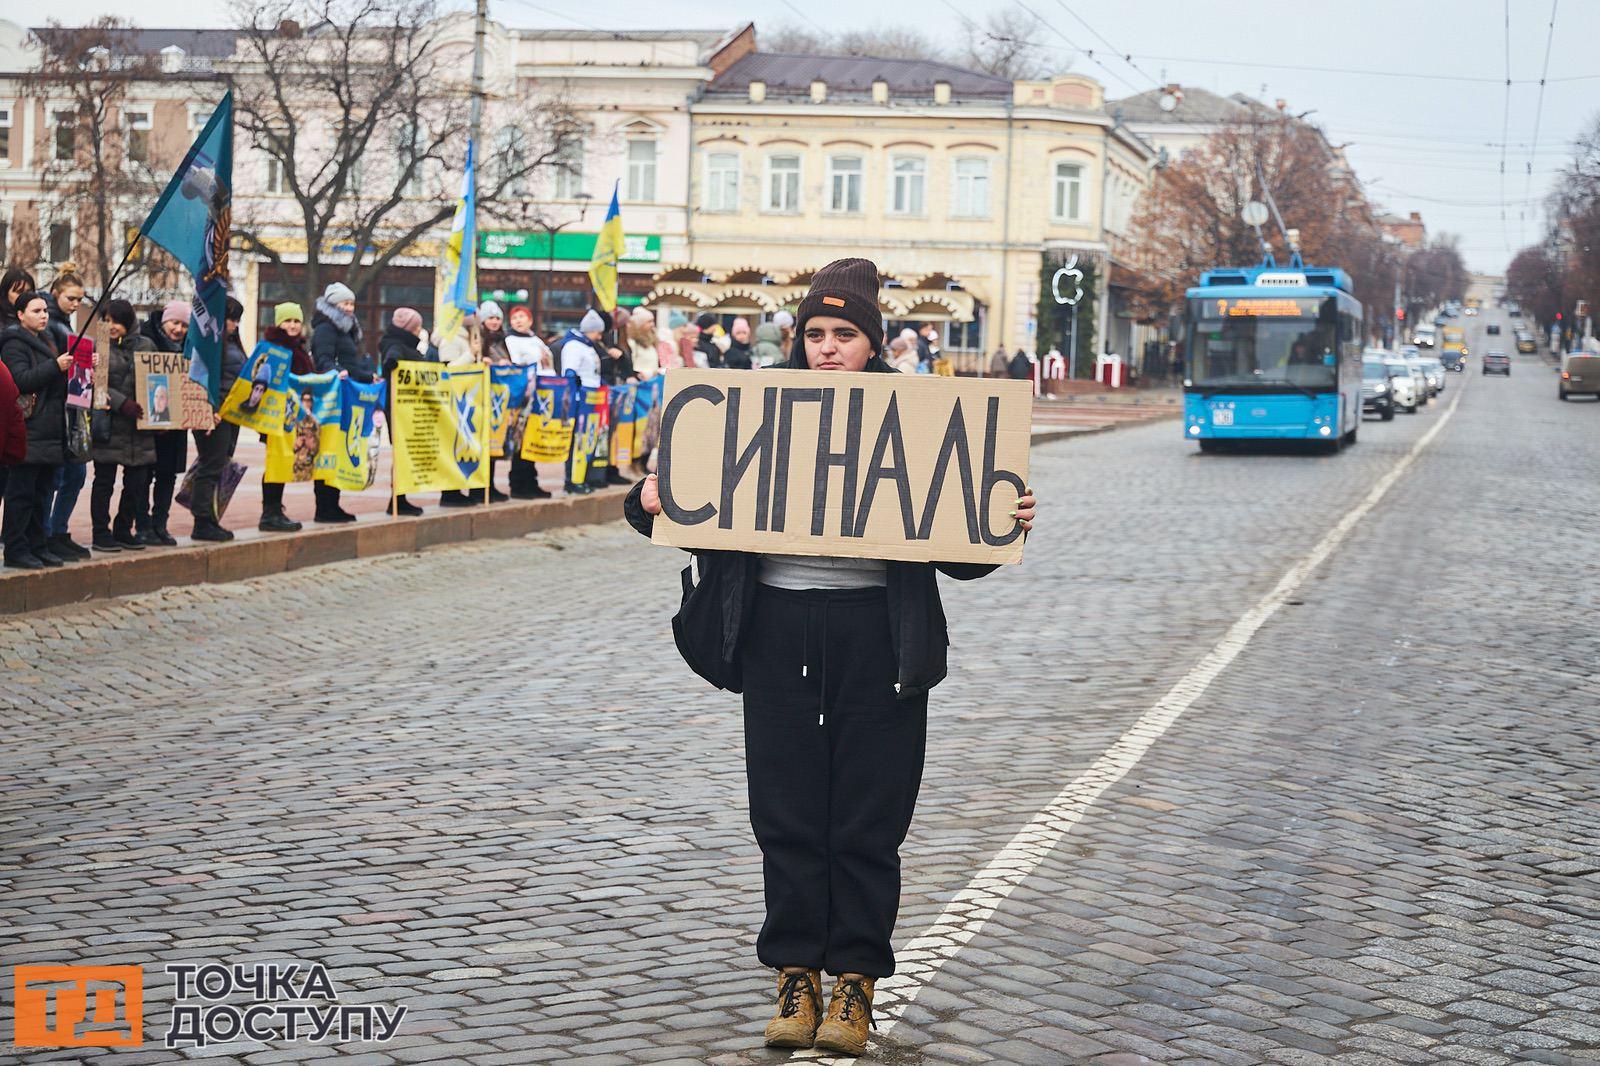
[
  {"left": 141, "top": 312, "right": 185, "bottom": 354},
  {"left": 93, "top": 333, "right": 157, "bottom": 468},
  {"left": 379, "top": 324, "right": 432, "bottom": 377},
  {"left": 46, "top": 301, "right": 74, "bottom": 354},
  {"left": 623, "top": 351, "right": 998, "bottom": 699},
  {"left": 311, "top": 303, "right": 373, "bottom": 381},
  {"left": 696, "top": 332, "right": 723, "bottom": 369},
  {"left": 723, "top": 338, "right": 753, "bottom": 371},
  {"left": 218, "top": 331, "right": 248, "bottom": 400},
  {"left": 1, "top": 323, "right": 68, "bottom": 465}
]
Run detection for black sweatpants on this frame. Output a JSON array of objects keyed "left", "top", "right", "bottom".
[
  {"left": 151, "top": 430, "right": 187, "bottom": 527},
  {"left": 2, "top": 463, "right": 59, "bottom": 560},
  {"left": 190, "top": 422, "right": 240, "bottom": 524},
  {"left": 90, "top": 462, "right": 152, "bottom": 536},
  {"left": 740, "top": 584, "right": 928, "bottom": 979}
]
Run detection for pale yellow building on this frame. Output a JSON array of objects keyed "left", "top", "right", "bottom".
[{"left": 649, "top": 53, "right": 1156, "bottom": 369}]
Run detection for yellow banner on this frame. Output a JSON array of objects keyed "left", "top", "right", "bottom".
[
  {"left": 391, "top": 360, "right": 490, "bottom": 495},
  {"left": 519, "top": 376, "right": 576, "bottom": 463}
]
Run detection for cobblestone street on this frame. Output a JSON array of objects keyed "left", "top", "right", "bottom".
[{"left": 3, "top": 341, "right": 1598, "bottom": 1064}]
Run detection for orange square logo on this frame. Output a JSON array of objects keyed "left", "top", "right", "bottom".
[{"left": 14, "top": 966, "right": 143, "bottom": 1047}]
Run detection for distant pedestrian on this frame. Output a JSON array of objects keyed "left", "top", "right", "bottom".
[
  {"left": 988, "top": 345, "right": 1009, "bottom": 377},
  {"left": 1008, "top": 347, "right": 1034, "bottom": 381},
  {"left": 625, "top": 257, "right": 1038, "bottom": 1058},
  {"left": 138, "top": 298, "right": 192, "bottom": 545},
  {"left": 41, "top": 267, "right": 90, "bottom": 561},
  {"left": 88, "top": 300, "right": 157, "bottom": 552},
  {"left": 752, "top": 320, "right": 785, "bottom": 368},
  {"left": 310, "top": 281, "right": 366, "bottom": 523},
  {"left": 916, "top": 323, "right": 940, "bottom": 367},
  {"left": 694, "top": 313, "right": 722, "bottom": 368},
  {"left": 381, "top": 307, "right": 433, "bottom": 516},
  {"left": 188, "top": 297, "right": 248, "bottom": 542},
  {"left": 725, "top": 317, "right": 754, "bottom": 369},
  {"left": 258, "top": 302, "right": 312, "bottom": 534},
  {"left": 558, "top": 310, "right": 605, "bottom": 496},
  {"left": 1, "top": 292, "right": 72, "bottom": 569}
]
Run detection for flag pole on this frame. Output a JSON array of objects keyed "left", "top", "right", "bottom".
[{"left": 76, "top": 234, "right": 145, "bottom": 344}]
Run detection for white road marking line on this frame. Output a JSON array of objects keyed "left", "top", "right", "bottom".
[{"left": 795, "top": 386, "right": 1464, "bottom": 1060}]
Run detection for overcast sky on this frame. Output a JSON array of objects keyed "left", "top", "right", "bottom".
[{"left": 24, "top": 0, "right": 1599, "bottom": 275}]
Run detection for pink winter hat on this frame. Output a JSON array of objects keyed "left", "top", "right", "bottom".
[
  {"left": 392, "top": 307, "right": 423, "bottom": 332},
  {"left": 162, "top": 299, "right": 190, "bottom": 325}
]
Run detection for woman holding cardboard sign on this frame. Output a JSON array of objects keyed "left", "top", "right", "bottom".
[{"left": 626, "top": 258, "right": 1035, "bottom": 1057}]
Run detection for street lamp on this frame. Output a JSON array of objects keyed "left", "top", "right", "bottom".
[{"left": 530, "top": 192, "right": 593, "bottom": 333}]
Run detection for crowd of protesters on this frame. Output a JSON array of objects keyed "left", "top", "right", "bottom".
[{"left": 1, "top": 264, "right": 967, "bottom": 570}]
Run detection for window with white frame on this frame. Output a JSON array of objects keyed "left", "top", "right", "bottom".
[
  {"left": 0, "top": 107, "right": 12, "bottom": 162},
  {"left": 397, "top": 118, "right": 427, "bottom": 197},
  {"left": 765, "top": 154, "right": 800, "bottom": 212},
  {"left": 951, "top": 156, "right": 990, "bottom": 217},
  {"left": 626, "top": 138, "right": 657, "bottom": 203},
  {"left": 53, "top": 110, "right": 76, "bottom": 162},
  {"left": 827, "top": 155, "right": 862, "bottom": 213},
  {"left": 889, "top": 156, "right": 925, "bottom": 215},
  {"left": 49, "top": 221, "right": 71, "bottom": 262},
  {"left": 1053, "top": 161, "right": 1084, "bottom": 221},
  {"left": 266, "top": 155, "right": 286, "bottom": 194},
  {"left": 554, "top": 136, "right": 583, "bottom": 199},
  {"left": 189, "top": 105, "right": 215, "bottom": 131},
  {"left": 704, "top": 151, "right": 740, "bottom": 212},
  {"left": 124, "top": 108, "right": 151, "bottom": 164}
]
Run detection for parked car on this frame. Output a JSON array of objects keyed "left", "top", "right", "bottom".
[
  {"left": 1361, "top": 358, "right": 1400, "bottom": 420},
  {"left": 1487, "top": 323, "right": 1501, "bottom": 335},
  {"left": 1558, "top": 352, "right": 1600, "bottom": 400},
  {"left": 1482, "top": 350, "right": 1512, "bottom": 375},
  {"left": 1510, "top": 307, "right": 1522, "bottom": 317}
]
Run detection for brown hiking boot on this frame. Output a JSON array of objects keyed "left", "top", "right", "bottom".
[
  {"left": 814, "top": 973, "right": 876, "bottom": 1056},
  {"left": 763, "top": 967, "right": 823, "bottom": 1048}
]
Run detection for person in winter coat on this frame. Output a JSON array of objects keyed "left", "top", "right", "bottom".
[
  {"left": 1, "top": 293, "right": 74, "bottom": 568},
  {"left": 311, "top": 281, "right": 372, "bottom": 380},
  {"left": 0, "top": 267, "right": 36, "bottom": 329},
  {"left": 138, "top": 299, "right": 191, "bottom": 546},
  {"left": 626, "top": 307, "right": 666, "bottom": 380},
  {"left": 626, "top": 258, "right": 1037, "bottom": 1057},
  {"left": 256, "top": 302, "right": 312, "bottom": 534},
  {"left": 988, "top": 345, "right": 1010, "bottom": 378},
  {"left": 502, "top": 304, "right": 553, "bottom": 501},
  {"left": 885, "top": 335, "right": 919, "bottom": 373},
  {"left": 309, "top": 282, "right": 367, "bottom": 523},
  {"left": 916, "top": 323, "right": 941, "bottom": 367},
  {"left": 751, "top": 320, "right": 785, "bottom": 368},
  {"left": 694, "top": 313, "right": 722, "bottom": 369},
  {"left": 187, "top": 297, "right": 248, "bottom": 542},
  {"left": 1008, "top": 347, "right": 1035, "bottom": 381},
  {"left": 724, "top": 317, "right": 754, "bottom": 370},
  {"left": 41, "top": 268, "right": 90, "bottom": 560},
  {"left": 477, "top": 301, "right": 505, "bottom": 360},
  {"left": 88, "top": 300, "right": 157, "bottom": 552},
  {"left": 556, "top": 310, "right": 606, "bottom": 496},
  {"left": 380, "top": 307, "right": 432, "bottom": 516}
]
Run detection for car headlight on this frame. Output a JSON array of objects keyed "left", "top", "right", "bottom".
[{"left": 1375, "top": 383, "right": 1388, "bottom": 393}]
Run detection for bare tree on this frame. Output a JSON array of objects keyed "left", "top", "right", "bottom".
[
  {"left": 227, "top": 0, "right": 581, "bottom": 313},
  {"left": 758, "top": 22, "right": 948, "bottom": 62},
  {"left": 27, "top": 19, "right": 164, "bottom": 290},
  {"left": 959, "top": 4, "right": 1055, "bottom": 80},
  {"left": 1130, "top": 113, "right": 1395, "bottom": 317}
]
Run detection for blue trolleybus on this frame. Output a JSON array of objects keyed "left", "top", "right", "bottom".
[{"left": 1183, "top": 259, "right": 1364, "bottom": 452}]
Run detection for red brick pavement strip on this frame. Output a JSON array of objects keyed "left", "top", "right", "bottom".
[{"left": 3, "top": 411, "right": 1179, "bottom": 616}]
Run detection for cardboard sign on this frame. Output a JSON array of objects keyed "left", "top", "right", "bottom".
[
  {"left": 135, "top": 350, "right": 212, "bottom": 430},
  {"left": 651, "top": 368, "right": 1032, "bottom": 565},
  {"left": 88, "top": 320, "right": 111, "bottom": 410}
]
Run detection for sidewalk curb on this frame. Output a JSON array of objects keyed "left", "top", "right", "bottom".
[
  {"left": 0, "top": 488, "right": 632, "bottom": 616},
  {"left": 1032, "top": 410, "right": 1180, "bottom": 446},
  {"left": 2, "top": 412, "right": 1181, "bottom": 617}
]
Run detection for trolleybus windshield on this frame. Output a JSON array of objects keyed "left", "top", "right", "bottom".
[{"left": 1187, "top": 296, "right": 1340, "bottom": 390}]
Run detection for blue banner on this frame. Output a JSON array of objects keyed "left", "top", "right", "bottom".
[{"left": 139, "top": 92, "right": 233, "bottom": 406}]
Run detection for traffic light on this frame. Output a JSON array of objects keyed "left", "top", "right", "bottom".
[
  {"left": 1396, "top": 308, "right": 1405, "bottom": 321},
  {"left": 1557, "top": 311, "right": 1564, "bottom": 321}
]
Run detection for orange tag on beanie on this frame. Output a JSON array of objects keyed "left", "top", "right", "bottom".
[{"left": 822, "top": 296, "right": 845, "bottom": 307}]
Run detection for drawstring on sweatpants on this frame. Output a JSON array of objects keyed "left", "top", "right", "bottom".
[{"left": 799, "top": 599, "right": 829, "bottom": 727}]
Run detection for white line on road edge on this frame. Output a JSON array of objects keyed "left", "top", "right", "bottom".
[{"left": 796, "top": 388, "right": 1464, "bottom": 1061}]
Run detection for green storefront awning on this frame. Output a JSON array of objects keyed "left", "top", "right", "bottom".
[{"left": 480, "top": 230, "right": 662, "bottom": 262}]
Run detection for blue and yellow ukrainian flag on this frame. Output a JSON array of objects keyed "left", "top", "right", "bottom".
[
  {"left": 588, "top": 181, "right": 623, "bottom": 312},
  {"left": 435, "top": 139, "right": 478, "bottom": 347}
]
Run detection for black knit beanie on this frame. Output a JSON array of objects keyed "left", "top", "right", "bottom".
[
  {"left": 695, "top": 312, "right": 717, "bottom": 330},
  {"left": 796, "top": 258, "right": 884, "bottom": 354}
]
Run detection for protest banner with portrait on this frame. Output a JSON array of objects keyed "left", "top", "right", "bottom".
[
  {"left": 519, "top": 374, "right": 577, "bottom": 464},
  {"left": 324, "top": 377, "right": 385, "bottom": 491},
  {"left": 650, "top": 368, "right": 1033, "bottom": 565},
  {"left": 608, "top": 382, "right": 635, "bottom": 468},
  {"left": 263, "top": 391, "right": 319, "bottom": 484},
  {"left": 489, "top": 365, "right": 528, "bottom": 458},
  {"left": 583, "top": 386, "right": 611, "bottom": 488},
  {"left": 219, "top": 341, "right": 293, "bottom": 435},
  {"left": 390, "top": 360, "right": 490, "bottom": 494},
  {"left": 135, "top": 350, "right": 214, "bottom": 430}
]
